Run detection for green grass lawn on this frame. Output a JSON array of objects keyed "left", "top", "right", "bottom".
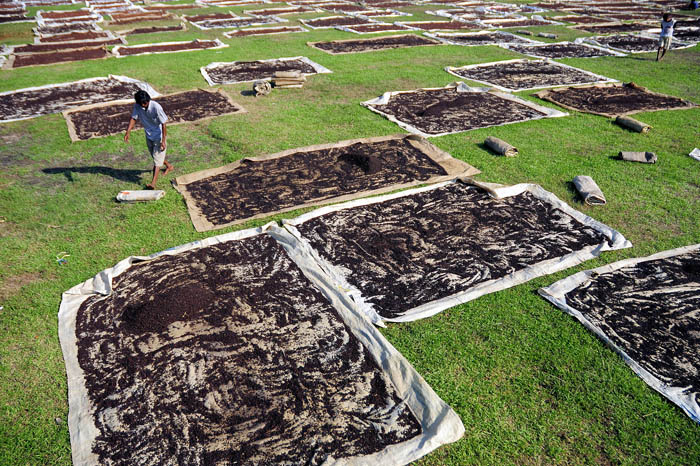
[{"left": 1, "top": 1, "right": 700, "bottom": 464}]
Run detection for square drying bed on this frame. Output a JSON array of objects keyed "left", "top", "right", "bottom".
[
  {"left": 283, "top": 179, "right": 631, "bottom": 325},
  {"left": 223, "top": 25, "right": 307, "bottom": 37},
  {"left": 63, "top": 89, "right": 246, "bottom": 141},
  {"left": 539, "top": 244, "right": 700, "bottom": 424},
  {"left": 200, "top": 56, "right": 331, "bottom": 85},
  {"left": 445, "top": 59, "right": 617, "bottom": 93},
  {"left": 535, "top": 82, "right": 697, "bottom": 117},
  {"left": 425, "top": 30, "right": 542, "bottom": 46},
  {"left": 308, "top": 34, "right": 442, "bottom": 54},
  {"left": 500, "top": 41, "right": 626, "bottom": 58},
  {"left": 59, "top": 223, "right": 465, "bottom": 465},
  {"left": 112, "top": 39, "right": 227, "bottom": 57},
  {"left": 361, "top": 82, "right": 567, "bottom": 138},
  {"left": 173, "top": 133, "right": 479, "bottom": 231},
  {"left": 4, "top": 45, "right": 112, "bottom": 69},
  {"left": 582, "top": 34, "right": 695, "bottom": 54},
  {"left": 0, "top": 75, "right": 159, "bottom": 123}
]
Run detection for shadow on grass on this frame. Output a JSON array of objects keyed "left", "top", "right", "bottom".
[{"left": 42, "top": 166, "right": 149, "bottom": 184}]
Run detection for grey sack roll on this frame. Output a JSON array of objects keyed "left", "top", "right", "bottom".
[
  {"left": 485, "top": 136, "right": 518, "bottom": 157},
  {"left": 619, "top": 151, "right": 657, "bottom": 163},
  {"left": 573, "top": 175, "right": 606, "bottom": 205},
  {"left": 615, "top": 115, "right": 651, "bottom": 133}
]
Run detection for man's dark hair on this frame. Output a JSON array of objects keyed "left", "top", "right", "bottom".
[
  {"left": 663, "top": 12, "right": 672, "bottom": 20},
  {"left": 134, "top": 90, "right": 151, "bottom": 105}
]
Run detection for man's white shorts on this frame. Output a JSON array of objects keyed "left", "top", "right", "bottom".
[
  {"left": 147, "top": 138, "right": 166, "bottom": 167},
  {"left": 658, "top": 35, "right": 672, "bottom": 50}
]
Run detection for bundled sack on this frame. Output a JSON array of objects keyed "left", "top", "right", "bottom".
[
  {"left": 572, "top": 175, "right": 606, "bottom": 206},
  {"left": 619, "top": 151, "right": 657, "bottom": 163},
  {"left": 484, "top": 136, "right": 518, "bottom": 157},
  {"left": 253, "top": 80, "right": 272, "bottom": 96},
  {"left": 615, "top": 115, "right": 651, "bottom": 133},
  {"left": 116, "top": 190, "right": 165, "bottom": 202}
]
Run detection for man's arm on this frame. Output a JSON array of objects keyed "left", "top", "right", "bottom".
[
  {"left": 124, "top": 117, "right": 136, "bottom": 143},
  {"left": 160, "top": 123, "right": 167, "bottom": 151}
]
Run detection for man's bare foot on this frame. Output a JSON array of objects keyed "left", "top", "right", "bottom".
[
  {"left": 145, "top": 184, "right": 156, "bottom": 190},
  {"left": 163, "top": 164, "right": 174, "bottom": 176}
]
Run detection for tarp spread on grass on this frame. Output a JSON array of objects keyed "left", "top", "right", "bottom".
[
  {"left": 63, "top": 88, "right": 246, "bottom": 141},
  {"left": 308, "top": 33, "right": 442, "bottom": 54},
  {"left": 362, "top": 82, "right": 567, "bottom": 138},
  {"left": 4, "top": 45, "right": 112, "bottom": 69},
  {"left": 535, "top": 82, "right": 697, "bottom": 117},
  {"left": 112, "top": 39, "right": 227, "bottom": 57},
  {"left": 59, "top": 223, "right": 465, "bottom": 465},
  {"left": 539, "top": 244, "right": 700, "bottom": 424},
  {"left": 424, "top": 30, "right": 542, "bottom": 46},
  {"left": 500, "top": 41, "right": 626, "bottom": 59},
  {"left": 200, "top": 56, "right": 331, "bottom": 85},
  {"left": 173, "top": 133, "right": 479, "bottom": 231},
  {"left": 583, "top": 34, "right": 695, "bottom": 54},
  {"left": 0, "top": 75, "right": 159, "bottom": 123},
  {"left": 445, "top": 59, "right": 617, "bottom": 93},
  {"left": 283, "top": 179, "right": 631, "bottom": 325}
]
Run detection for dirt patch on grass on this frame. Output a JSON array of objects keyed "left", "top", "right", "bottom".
[{"left": 0, "top": 272, "right": 47, "bottom": 301}]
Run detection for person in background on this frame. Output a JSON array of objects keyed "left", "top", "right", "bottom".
[
  {"left": 124, "top": 90, "right": 173, "bottom": 189},
  {"left": 656, "top": 12, "right": 677, "bottom": 61}
]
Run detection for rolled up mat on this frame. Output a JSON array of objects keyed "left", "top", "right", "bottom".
[
  {"left": 572, "top": 175, "right": 606, "bottom": 206},
  {"left": 273, "top": 71, "right": 303, "bottom": 79},
  {"left": 615, "top": 115, "right": 651, "bottom": 133},
  {"left": 619, "top": 151, "right": 657, "bottom": 163},
  {"left": 485, "top": 136, "right": 518, "bottom": 157},
  {"left": 517, "top": 30, "right": 533, "bottom": 35},
  {"left": 116, "top": 190, "right": 165, "bottom": 202},
  {"left": 537, "top": 32, "right": 557, "bottom": 39}
]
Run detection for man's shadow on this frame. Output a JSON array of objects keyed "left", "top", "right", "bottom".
[{"left": 42, "top": 166, "right": 149, "bottom": 184}]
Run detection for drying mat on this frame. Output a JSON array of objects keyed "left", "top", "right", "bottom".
[
  {"left": 445, "top": 59, "right": 617, "bottom": 93},
  {"left": 113, "top": 39, "right": 227, "bottom": 57},
  {"left": 582, "top": 34, "right": 696, "bottom": 54},
  {"left": 309, "top": 34, "right": 442, "bottom": 54},
  {"left": 539, "top": 244, "right": 700, "bottom": 424},
  {"left": 11, "top": 37, "right": 125, "bottom": 54},
  {"left": 173, "top": 133, "right": 479, "bottom": 232},
  {"left": 645, "top": 27, "right": 700, "bottom": 44},
  {"left": 478, "top": 16, "right": 562, "bottom": 28},
  {"left": 361, "top": 82, "right": 567, "bottom": 138},
  {"left": 301, "top": 15, "right": 374, "bottom": 29},
  {"left": 535, "top": 82, "right": 697, "bottom": 118},
  {"left": 224, "top": 25, "right": 307, "bottom": 37},
  {"left": 59, "top": 223, "right": 465, "bottom": 465},
  {"left": 571, "top": 22, "right": 657, "bottom": 35},
  {"left": 283, "top": 179, "right": 630, "bottom": 325},
  {"left": 425, "top": 30, "right": 542, "bottom": 46},
  {"left": 394, "top": 20, "right": 483, "bottom": 31},
  {"left": 33, "top": 22, "right": 103, "bottom": 35},
  {"left": 243, "top": 6, "right": 317, "bottom": 15},
  {"left": 35, "top": 29, "right": 113, "bottom": 43},
  {"left": 338, "top": 23, "right": 412, "bottom": 34},
  {"left": 500, "top": 41, "right": 626, "bottom": 59},
  {"left": 63, "top": 89, "right": 246, "bottom": 142},
  {"left": 117, "top": 23, "right": 187, "bottom": 35},
  {"left": 4, "top": 45, "right": 111, "bottom": 69},
  {"left": 0, "top": 75, "right": 158, "bottom": 124},
  {"left": 190, "top": 16, "right": 285, "bottom": 29},
  {"left": 545, "top": 14, "right": 609, "bottom": 25},
  {"left": 201, "top": 56, "right": 331, "bottom": 86}
]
